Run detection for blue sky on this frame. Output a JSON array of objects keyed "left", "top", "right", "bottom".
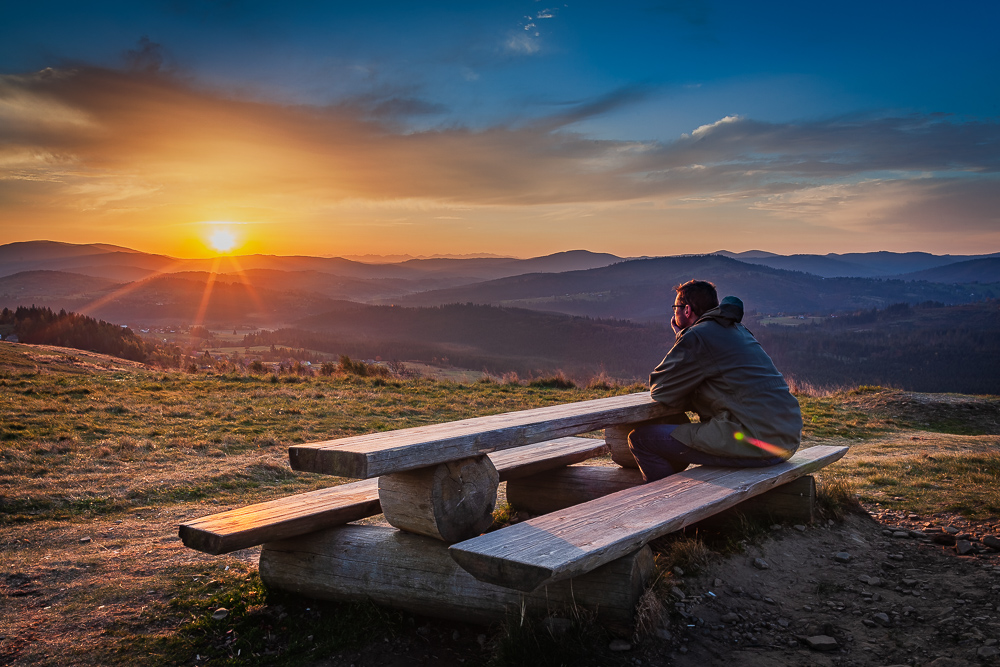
[{"left": 1, "top": 1, "right": 997, "bottom": 257}]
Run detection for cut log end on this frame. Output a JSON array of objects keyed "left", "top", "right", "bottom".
[{"left": 379, "top": 455, "right": 499, "bottom": 543}]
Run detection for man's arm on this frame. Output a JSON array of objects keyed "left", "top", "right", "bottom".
[{"left": 649, "top": 331, "right": 705, "bottom": 412}]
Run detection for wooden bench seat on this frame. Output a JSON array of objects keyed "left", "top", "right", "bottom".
[
  {"left": 449, "top": 444, "right": 848, "bottom": 592},
  {"left": 180, "top": 436, "right": 608, "bottom": 554},
  {"left": 288, "top": 392, "right": 669, "bottom": 478}
]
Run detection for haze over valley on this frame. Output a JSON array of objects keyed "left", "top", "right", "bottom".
[{"left": 2, "top": 240, "right": 997, "bottom": 394}]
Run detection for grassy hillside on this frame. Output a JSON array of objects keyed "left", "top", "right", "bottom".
[{"left": 1, "top": 342, "right": 998, "bottom": 665}]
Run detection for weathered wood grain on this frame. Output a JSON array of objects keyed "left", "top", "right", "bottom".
[
  {"left": 178, "top": 479, "right": 380, "bottom": 555},
  {"left": 449, "top": 445, "right": 848, "bottom": 592},
  {"left": 288, "top": 392, "right": 669, "bottom": 478},
  {"left": 379, "top": 455, "right": 499, "bottom": 542},
  {"left": 506, "top": 465, "right": 644, "bottom": 515},
  {"left": 259, "top": 524, "right": 653, "bottom": 627},
  {"left": 180, "top": 436, "right": 606, "bottom": 554}
]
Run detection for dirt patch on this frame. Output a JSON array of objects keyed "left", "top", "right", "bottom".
[{"left": 634, "top": 510, "right": 1000, "bottom": 666}]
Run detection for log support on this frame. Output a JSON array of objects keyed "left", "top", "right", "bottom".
[
  {"left": 709, "top": 474, "right": 816, "bottom": 526},
  {"left": 259, "top": 525, "right": 653, "bottom": 628},
  {"left": 378, "top": 455, "right": 499, "bottom": 543},
  {"left": 507, "top": 465, "right": 644, "bottom": 515}
]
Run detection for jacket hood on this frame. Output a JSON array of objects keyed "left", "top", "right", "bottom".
[{"left": 697, "top": 295, "right": 744, "bottom": 326}]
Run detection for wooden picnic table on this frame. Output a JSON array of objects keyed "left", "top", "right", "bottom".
[{"left": 183, "top": 391, "right": 848, "bottom": 626}]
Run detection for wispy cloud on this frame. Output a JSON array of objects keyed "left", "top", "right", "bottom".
[{"left": 1, "top": 66, "right": 997, "bottom": 242}]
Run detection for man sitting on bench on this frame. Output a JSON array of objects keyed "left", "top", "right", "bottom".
[{"left": 628, "top": 280, "right": 802, "bottom": 482}]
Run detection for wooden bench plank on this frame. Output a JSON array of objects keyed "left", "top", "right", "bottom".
[
  {"left": 449, "top": 445, "right": 848, "bottom": 592},
  {"left": 179, "top": 479, "right": 380, "bottom": 555},
  {"left": 180, "top": 436, "right": 608, "bottom": 554},
  {"left": 288, "top": 392, "right": 667, "bottom": 478}
]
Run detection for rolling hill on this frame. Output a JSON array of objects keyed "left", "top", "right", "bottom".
[{"left": 394, "top": 255, "right": 997, "bottom": 321}]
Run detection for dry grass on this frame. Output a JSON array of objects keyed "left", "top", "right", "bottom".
[{"left": 3, "top": 341, "right": 1000, "bottom": 665}]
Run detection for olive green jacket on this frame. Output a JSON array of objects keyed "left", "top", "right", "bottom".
[{"left": 649, "top": 296, "right": 802, "bottom": 460}]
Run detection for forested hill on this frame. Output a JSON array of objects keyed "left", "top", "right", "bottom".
[
  {"left": 394, "top": 255, "right": 998, "bottom": 321},
  {"left": 247, "top": 302, "right": 673, "bottom": 379},
  {"left": 0, "top": 306, "right": 150, "bottom": 362}
]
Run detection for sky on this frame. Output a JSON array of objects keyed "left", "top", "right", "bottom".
[{"left": 1, "top": 1, "right": 998, "bottom": 259}]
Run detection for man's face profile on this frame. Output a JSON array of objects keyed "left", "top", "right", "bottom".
[{"left": 672, "top": 294, "right": 696, "bottom": 330}]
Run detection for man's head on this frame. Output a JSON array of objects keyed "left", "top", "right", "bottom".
[{"left": 672, "top": 279, "right": 719, "bottom": 328}]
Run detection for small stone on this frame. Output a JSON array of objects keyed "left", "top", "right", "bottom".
[
  {"left": 721, "top": 612, "right": 740, "bottom": 623},
  {"left": 978, "top": 646, "right": 1000, "bottom": 659},
  {"left": 713, "top": 578, "right": 723, "bottom": 587},
  {"left": 79, "top": 537, "right": 91, "bottom": 544},
  {"left": 872, "top": 612, "right": 891, "bottom": 626},
  {"left": 901, "top": 579, "right": 917, "bottom": 587},
  {"left": 608, "top": 639, "right": 632, "bottom": 652},
  {"left": 679, "top": 646, "right": 688, "bottom": 654},
  {"left": 477, "top": 634, "right": 487, "bottom": 647},
  {"left": 908, "top": 514, "right": 918, "bottom": 519},
  {"left": 888, "top": 553, "right": 904, "bottom": 561},
  {"left": 805, "top": 635, "right": 838, "bottom": 651},
  {"left": 770, "top": 524, "right": 782, "bottom": 531},
  {"left": 945, "top": 526, "right": 960, "bottom": 535},
  {"left": 982, "top": 535, "right": 1000, "bottom": 550},
  {"left": 794, "top": 524, "right": 806, "bottom": 532},
  {"left": 834, "top": 552, "right": 851, "bottom": 563},
  {"left": 955, "top": 540, "right": 974, "bottom": 555},
  {"left": 908, "top": 530, "right": 927, "bottom": 538},
  {"left": 654, "top": 627, "right": 672, "bottom": 640},
  {"left": 753, "top": 558, "right": 770, "bottom": 570},
  {"left": 862, "top": 619, "right": 876, "bottom": 627},
  {"left": 212, "top": 608, "right": 229, "bottom": 620},
  {"left": 892, "top": 531, "right": 910, "bottom": 539},
  {"left": 672, "top": 566, "right": 684, "bottom": 576},
  {"left": 933, "top": 534, "right": 957, "bottom": 546},
  {"left": 802, "top": 605, "right": 813, "bottom": 611}
]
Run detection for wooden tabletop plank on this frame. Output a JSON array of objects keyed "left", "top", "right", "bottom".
[
  {"left": 288, "top": 392, "right": 668, "bottom": 478},
  {"left": 449, "top": 445, "right": 849, "bottom": 592},
  {"left": 180, "top": 436, "right": 607, "bottom": 554}
]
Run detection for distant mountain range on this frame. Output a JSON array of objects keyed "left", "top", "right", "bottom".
[
  {"left": 1, "top": 241, "right": 998, "bottom": 328},
  {"left": 713, "top": 249, "right": 1000, "bottom": 278}
]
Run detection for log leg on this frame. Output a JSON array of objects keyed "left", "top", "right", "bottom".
[
  {"left": 698, "top": 475, "right": 816, "bottom": 528},
  {"left": 605, "top": 413, "right": 690, "bottom": 468},
  {"left": 259, "top": 525, "right": 654, "bottom": 628},
  {"left": 378, "top": 455, "right": 499, "bottom": 543},
  {"left": 507, "top": 465, "right": 644, "bottom": 515}
]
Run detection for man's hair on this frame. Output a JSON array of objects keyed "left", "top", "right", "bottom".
[{"left": 674, "top": 279, "right": 719, "bottom": 318}]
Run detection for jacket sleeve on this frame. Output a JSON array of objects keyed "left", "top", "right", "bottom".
[{"left": 649, "top": 330, "right": 705, "bottom": 412}]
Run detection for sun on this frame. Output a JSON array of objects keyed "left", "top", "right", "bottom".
[{"left": 208, "top": 228, "right": 238, "bottom": 254}]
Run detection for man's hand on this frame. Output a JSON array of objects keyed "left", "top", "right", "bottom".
[{"left": 671, "top": 316, "right": 682, "bottom": 335}]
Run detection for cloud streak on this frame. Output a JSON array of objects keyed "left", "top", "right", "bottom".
[{"left": 1, "top": 66, "right": 998, "bottom": 246}]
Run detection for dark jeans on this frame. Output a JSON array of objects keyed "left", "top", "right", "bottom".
[{"left": 627, "top": 423, "right": 788, "bottom": 482}]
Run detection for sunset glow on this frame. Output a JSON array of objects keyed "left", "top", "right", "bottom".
[{"left": 0, "top": 2, "right": 997, "bottom": 257}]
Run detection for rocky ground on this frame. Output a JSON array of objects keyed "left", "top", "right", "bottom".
[{"left": 617, "top": 510, "right": 1000, "bottom": 666}]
